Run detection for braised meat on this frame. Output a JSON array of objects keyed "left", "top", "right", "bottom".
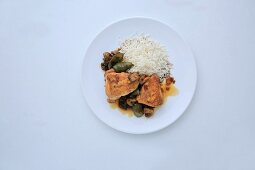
[
  {"left": 137, "top": 74, "right": 163, "bottom": 107},
  {"left": 105, "top": 70, "right": 140, "bottom": 100}
]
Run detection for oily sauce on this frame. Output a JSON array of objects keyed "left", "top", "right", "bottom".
[
  {"left": 110, "top": 101, "right": 134, "bottom": 117},
  {"left": 161, "top": 83, "right": 179, "bottom": 102}
]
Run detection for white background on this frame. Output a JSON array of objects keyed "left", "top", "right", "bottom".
[{"left": 0, "top": 0, "right": 255, "bottom": 169}]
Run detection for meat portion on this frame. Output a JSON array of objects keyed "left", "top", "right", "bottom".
[
  {"left": 105, "top": 70, "right": 140, "bottom": 100},
  {"left": 137, "top": 74, "right": 163, "bottom": 107}
]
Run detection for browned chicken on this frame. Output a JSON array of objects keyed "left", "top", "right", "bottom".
[
  {"left": 137, "top": 74, "right": 163, "bottom": 107},
  {"left": 105, "top": 69, "right": 140, "bottom": 100}
]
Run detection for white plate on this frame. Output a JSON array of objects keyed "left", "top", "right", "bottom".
[{"left": 81, "top": 17, "right": 197, "bottom": 134}]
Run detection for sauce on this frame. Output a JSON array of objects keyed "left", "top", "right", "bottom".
[
  {"left": 161, "top": 83, "right": 179, "bottom": 102},
  {"left": 110, "top": 102, "right": 134, "bottom": 117}
]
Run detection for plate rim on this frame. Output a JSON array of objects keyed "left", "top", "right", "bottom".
[{"left": 81, "top": 16, "right": 197, "bottom": 134}]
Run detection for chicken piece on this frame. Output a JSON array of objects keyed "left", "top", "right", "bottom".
[
  {"left": 137, "top": 74, "right": 163, "bottom": 107},
  {"left": 105, "top": 70, "right": 140, "bottom": 100}
]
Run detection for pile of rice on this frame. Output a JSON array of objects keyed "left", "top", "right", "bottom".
[{"left": 119, "top": 35, "right": 172, "bottom": 81}]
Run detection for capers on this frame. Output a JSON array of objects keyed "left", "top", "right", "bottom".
[
  {"left": 108, "top": 52, "right": 124, "bottom": 69},
  {"left": 103, "top": 52, "right": 112, "bottom": 63},
  {"left": 132, "top": 103, "right": 144, "bottom": 117},
  {"left": 101, "top": 52, "right": 113, "bottom": 71},
  {"left": 113, "top": 62, "right": 134, "bottom": 73},
  {"left": 101, "top": 62, "right": 106, "bottom": 71}
]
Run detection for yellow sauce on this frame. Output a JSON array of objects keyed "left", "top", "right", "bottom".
[
  {"left": 161, "top": 83, "right": 179, "bottom": 102},
  {"left": 110, "top": 102, "right": 134, "bottom": 117},
  {"left": 109, "top": 82, "right": 179, "bottom": 117}
]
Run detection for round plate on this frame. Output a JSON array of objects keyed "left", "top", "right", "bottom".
[{"left": 81, "top": 17, "right": 197, "bottom": 134}]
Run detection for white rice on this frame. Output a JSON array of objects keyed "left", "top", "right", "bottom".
[{"left": 119, "top": 35, "right": 172, "bottom": 81}]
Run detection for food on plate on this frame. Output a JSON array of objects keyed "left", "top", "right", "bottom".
[
  {"left": 137, "top": 74, "right": 163, "bottom": 107},
  {"left": 105, "top": 70, "right": 140, "bottom": 100},
  {"left": 100, "top": 35, "right": 177, "bottom": 118}
]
